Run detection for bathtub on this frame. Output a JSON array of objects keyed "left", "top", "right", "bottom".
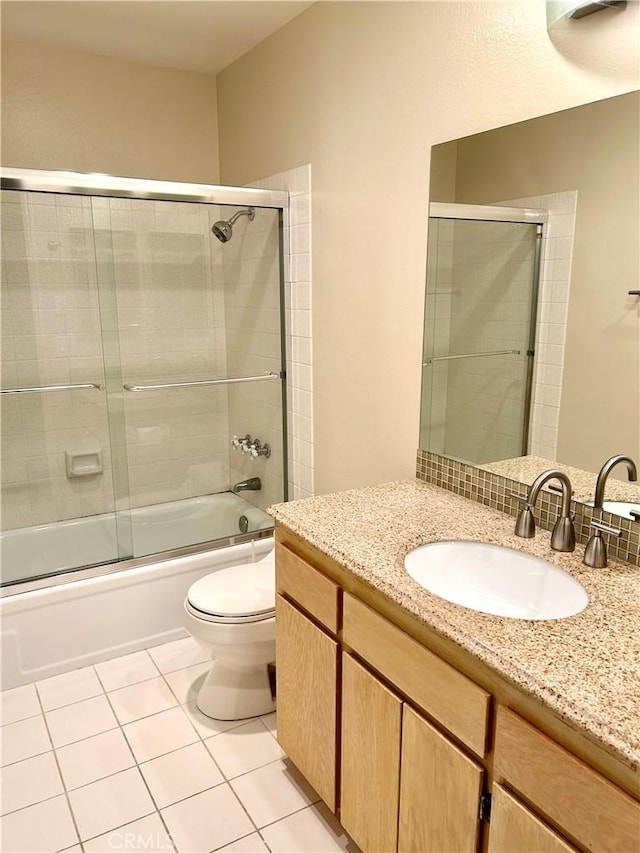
[
  {"left": 0, "top": 493, "right": 274, "bottom": 689},
  {"left": 1, "top": 492, "right": 273, "bottom": 586}
]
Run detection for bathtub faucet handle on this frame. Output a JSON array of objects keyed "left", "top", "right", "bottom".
[
  {"left": 248, "top": 439, "right": 271, "bottom": 459},
  {"left": 231, "top": 434, "right": 252, "bottom": 451}
]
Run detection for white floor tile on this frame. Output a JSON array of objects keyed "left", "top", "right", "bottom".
[
  {"left": 231, "top": 759, "right": 319, "bottom": 828},
  {"left": 161, "top": 785, "right": 254, "bottom": 853},
  {"left": 83, "top": 813, "right": 173, "bottom": 853},
  {"left": 46, "top": 695, "right": 118, "bottom": 748},
  {"left": 148, "top": 636, "right": 210, "bottom": 674},
  {"left": 261, "top": 802, "right": 358, "bottom": 852},
  {"left": 95, "top": 650, "right": 160, "bottom": 692},
  {"left": 205, "top": 719, "right": 285, "bottom": 779},
  {"left": 163, "top": 662, "right": 210, "bottom": 705},
  {"left": 109, "top": 677, "right": 177, "bottom": 725},
  {"left": 56, "top": 728, "right": 135, "bottom": 790},
  {"left": 37, "top": 666, "right": 103, "bottom": 711},
  {"left": 123, "top": 706, "right": 198, "bottom": 763},
  {"left": 0, "top": 714, "right": 51, "bottom": 766},
  {"left": 1, "top": 751, "right": 63, "bottom": 815},
  {"left": 259, "top": 712, "right": 277, "bottom": 738},
  {"left": 0, "top": 795, "right": 78, "bottom": 852},
  {"left": 68, "top": 767, "right": 155, "bottom": 841},
  {"left": 0, "top": 684, "right": 41, "bottom": 726},
  {"left": 217, "top": 833, "right": 270, "bottom": 852},
  {"left": 140, "top": 741, "right": 224, "bottom": 808},
  {"left": 183, "top": 702, "right": 248, "bottom": 739}
]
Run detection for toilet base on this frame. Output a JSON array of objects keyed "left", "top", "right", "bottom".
[{"left": 196, "top": 659, "right": 276, "bottom": 721}]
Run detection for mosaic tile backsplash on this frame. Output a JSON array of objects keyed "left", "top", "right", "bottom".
[{"left": 417, "top": 449, "right": 640, "bottom": 566}]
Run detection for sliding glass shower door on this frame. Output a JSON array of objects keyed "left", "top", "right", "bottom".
[
  {"left": 1, "top": 188, "right": 122, "bottom": 583},
  {"left": 421, "top": 216, "right": 541, "bottom": 465},
  {"left": 1, "top": 175, "right": 287, "bottom": 588},
  {"left": 95, "top": 195, "right": 286, "bottom": 559}
]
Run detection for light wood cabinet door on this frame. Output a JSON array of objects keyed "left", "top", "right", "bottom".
[
  {"left": 398, "top": 705, "right": 483, "bottom": 853},
  {"left": 494, "top": 707, "right": 640, "bottom": 853},
  {"left": 488, "top": 785, "right": 578, "bottom": 853},
  {"left": 341, "top": 653, "right": 402, "bottom": 853},
  {"left": 275, "top": 594, "right": 338, "bottom": 811}
]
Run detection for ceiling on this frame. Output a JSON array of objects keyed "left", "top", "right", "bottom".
[{"left": 0, "top": 1, "right": 314, "bottom": 75}]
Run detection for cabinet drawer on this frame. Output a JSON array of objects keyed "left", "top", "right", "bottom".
[
  {"left": 276, "top": 543, "right": 340, "bottom": 634},
  {"left": 494, "top": 707, "right": 640, "bottom": 853},
  {"left": 343, "top": 593, "right": 490, "bottom": 757}
]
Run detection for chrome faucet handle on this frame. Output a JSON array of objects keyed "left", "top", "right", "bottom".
[
  {"left": 630, "top": 510, "right": 640, "bottom": 522},
  {"left": 249, "top": 440, "right": 271, "bottom": 459},
  {"left": 548, "top": 482, "right": 574, "bottom": 497},
  {"left": 232, "top": 434, "right": 252, "bottom": 452},
  {"left": 583, "top": 521, "right": 622, "bottom": 568}
]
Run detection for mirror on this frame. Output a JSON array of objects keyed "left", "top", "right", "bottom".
[{"left": 420, "top": 91, "right": 639, "bottom": 511}]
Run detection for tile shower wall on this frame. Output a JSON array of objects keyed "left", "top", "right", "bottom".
[
  {"left": 249, "top": 165, "right": 313, "bottom": 500},
  {"left": 499, "top": 191, "right": 577, "bottom": 461},
  {"left": 1, "top": 191, "right": 115, "bottom": 530},
  {"left": 103, "top": 198, "right": 231, "bottom": 509},
  {"left": 221, "top": 205, "right": 285, "bottom": 512}
]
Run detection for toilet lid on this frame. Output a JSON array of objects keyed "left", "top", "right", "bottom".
[{"left": 187, "top": 552, "right": 275, "bottom": 619}]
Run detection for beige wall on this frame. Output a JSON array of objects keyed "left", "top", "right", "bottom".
[
  {"left": 448, "top": 94, "right": 639, "bottom": 473},
  {"left": 216, "top": 0, "right": 639, "bottom": 494},
  {"left": 1, "top": 41, "right": 219, "bottom": 183}
]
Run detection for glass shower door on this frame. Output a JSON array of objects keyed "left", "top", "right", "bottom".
[
  {"left": 1, "top": 182, "right": 287, "bottom": 588},
  {"left": 421, "top": 217, "right": 541, "bottom": 466},
  {"left": 97, "top": 196, "right": 286, "bottom": 559},
  {"left": 0, "top": 189, "right": 127, "bottom": 585}
]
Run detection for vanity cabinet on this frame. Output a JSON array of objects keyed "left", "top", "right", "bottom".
[{"left": 274, "top": 532, "right": 640, "bottom": 853}]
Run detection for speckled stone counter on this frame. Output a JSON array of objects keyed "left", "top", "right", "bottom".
[
  {"left": 481, "top": 454, "right": 639, "bottom": 504},
  {"left": 269, "top": 479, "right": 640, "bottom": 769}
]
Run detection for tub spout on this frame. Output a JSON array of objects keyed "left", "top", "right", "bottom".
[{"left": 232, "top": 477, "right": 262, "bottom": 494}]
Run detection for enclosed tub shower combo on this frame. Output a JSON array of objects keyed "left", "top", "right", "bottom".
[{"left": 0, "top": 169, "right": 289, "bottom": 694}]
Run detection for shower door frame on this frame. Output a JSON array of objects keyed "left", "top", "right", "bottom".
[
  {"left": 424, "top": 202, "right": 545, "bottom": 463},
  {"left": 0, "top": 167, "right": 290, "bottom": 597}
]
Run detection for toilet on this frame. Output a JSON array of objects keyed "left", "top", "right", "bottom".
[{"left": 184, "top": 548, "right": 276, "bottom": 721}]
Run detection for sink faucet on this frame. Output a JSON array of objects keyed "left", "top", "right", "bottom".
[
  {"left": 593, "top": 455, "right": 638, "bottom": 509},
  {"left": 232, "top": 477, "right": 262, "bottom": 494},
  {"left": 513, "top": 469, "right": 575, "bottom": 552}
]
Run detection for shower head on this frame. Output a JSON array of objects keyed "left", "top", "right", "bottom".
[{"left": 211, "top": 207, "right": 255, "bottom": 243}]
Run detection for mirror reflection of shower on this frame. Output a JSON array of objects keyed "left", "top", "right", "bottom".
[
  {"left": 211, "top": 207, "right": 255, "bottom": 243},
  {"left": 420, "top": 204, "right": 544, "bottom": 467}
]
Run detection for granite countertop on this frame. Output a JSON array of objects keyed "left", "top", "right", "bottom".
[
  {"left": 269, "top": 479, "right": 640, "bottom": 769},
  {"left": 481, "top": 454, "right": 639, "bottom": 504}
]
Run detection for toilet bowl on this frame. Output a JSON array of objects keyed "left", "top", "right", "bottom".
[{"left": 184, "top": 548, "right": 276, "bottom": 721}]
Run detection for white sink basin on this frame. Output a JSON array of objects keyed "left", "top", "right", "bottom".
[
  {"left": 404, "top": 540, "right": 588, "bottom": 620},
  {"left": 598, "top": 501, "right": 640, "bottom": 521}
]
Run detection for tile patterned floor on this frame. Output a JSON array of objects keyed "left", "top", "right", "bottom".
[{"left": 0, "top": 637, "right": 359, "bottom": 853}]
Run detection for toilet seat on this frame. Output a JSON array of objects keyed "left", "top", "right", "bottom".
[{"left": 186, "top": 552, "right": 275, "bottom": 625}]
